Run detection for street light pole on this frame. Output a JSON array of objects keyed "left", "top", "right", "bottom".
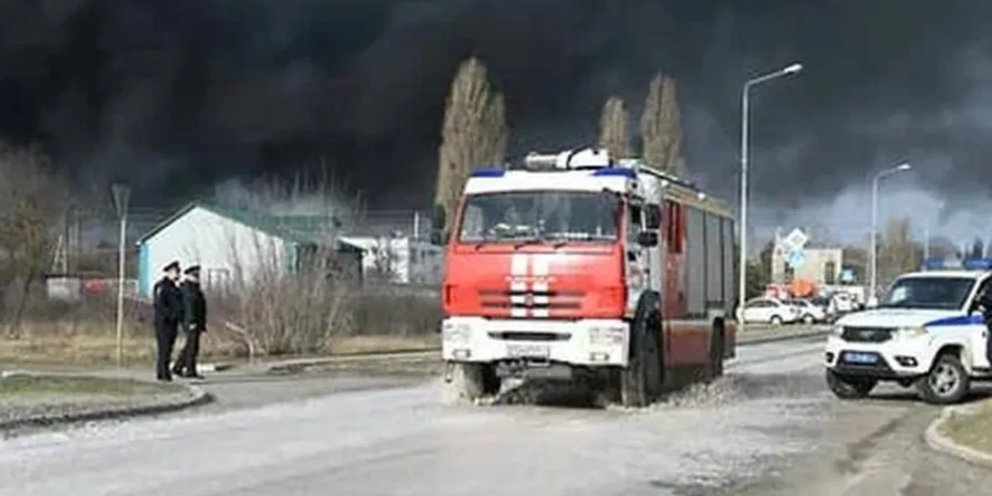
[
  {"left": 737, "top": 62, "right": 802, "bottom": 333},
  {"left": 868, "top": 163, "right": 911, "bottom": 300},
  {"left": 111, "top": 184, "right": 131, "bottom": 368}
]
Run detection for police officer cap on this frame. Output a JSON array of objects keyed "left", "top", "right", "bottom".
[
  {"left": 163, "top": 260, "right": 180, "bottom": 272},
  {"left": 184, "top": 265, "right": 201, "bottom": 275}
]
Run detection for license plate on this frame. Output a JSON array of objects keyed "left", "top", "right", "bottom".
[
  {"left": 506, "top": 344, "right": 550, "bottom": 358},
  {"left": 844, "top": 352, "right": 877, "bottom": 364}
]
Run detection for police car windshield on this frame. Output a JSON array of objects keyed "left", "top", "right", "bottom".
[
  {"left": 879, "top": 276, "right": 976, "bottom": 310},
  {"left": 458, "top": 191, "right": 620, "bottom": 243}
]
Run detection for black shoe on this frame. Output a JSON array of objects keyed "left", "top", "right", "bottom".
[
  {"left": 157, "top": 374, "right": 173, "bottom": 382},
  {"left": 182, "top": 372, "right": 205, "bottom": 380},
  {"left": 171, "top": 364, "right": 184, "bottom": 376}
]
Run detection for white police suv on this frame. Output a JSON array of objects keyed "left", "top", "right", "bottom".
[{"left": 824, "top": 270, "right": 992, "bottom": 404}]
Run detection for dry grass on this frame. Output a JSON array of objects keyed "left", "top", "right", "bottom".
[
  {"left": 327, "top": 334, "right": 439, "bottom": 355},
  {"left": 0, "top": 321, "right": 438, "bottom": 367},
  {"left": 940, "top": 400, "right": 992, "bottom": 455},
  {"left": 0, "top": 375, "right": 180, "bottom": 397}
]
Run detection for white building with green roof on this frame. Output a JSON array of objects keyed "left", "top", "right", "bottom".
[{"left": 136, "top": 202, "right": 362, "bottom": 299}]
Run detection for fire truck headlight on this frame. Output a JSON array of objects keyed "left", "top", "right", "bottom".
[
  {"left": 442, "top": 322, "right": 471, "bottom": 344},
  {"left": 589, "top": 326, "right": 626, "bottom": 346}
]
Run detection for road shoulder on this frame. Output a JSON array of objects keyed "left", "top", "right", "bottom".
[{"left": 925, "top": 398, "right": 992, "bottom": 468}]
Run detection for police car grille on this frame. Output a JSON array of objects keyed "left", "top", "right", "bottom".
[{"left": 841, "top": 327, "right": 894, "bottom": 343}]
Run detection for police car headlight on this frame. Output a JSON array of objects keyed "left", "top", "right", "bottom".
[
  {"left": 831, "top": 325, "right": 844, "bottom": 338},
  {"left": 442, "top": 322, "right": 471, "bottom": 344},
  {"left": 896, "top": 326, "right": 927, "bottom": 339},
  {"left": 589, "top": 326, "right": 626, "bottom": 346}
]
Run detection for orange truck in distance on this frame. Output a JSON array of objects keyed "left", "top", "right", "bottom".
[{"left": 440, "top": 148, "right": 737, "bottom": 407}]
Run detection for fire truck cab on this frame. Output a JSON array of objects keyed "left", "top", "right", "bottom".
[{"left": 440, "top": 148, "right": 736, "bottom": 407}]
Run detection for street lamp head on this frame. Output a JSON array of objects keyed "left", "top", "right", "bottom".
[
  {"left": 783, "top": 63, "right": 803, "bottom": 75},
  {"left": 896, "top": 163, "right": 911, "bottom": 171}
]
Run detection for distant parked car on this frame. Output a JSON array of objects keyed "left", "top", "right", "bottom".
[
  {"left": 809, "top": 295, "right": 839, "bottom": 322},
  {"left": 737, "top": 297, "right": 800, "bottom": 325},
  {"left": 785, "top": 299, "right": 828, "bottom": 324}
]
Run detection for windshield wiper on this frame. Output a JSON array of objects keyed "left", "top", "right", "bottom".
[{"left": 513, "top": 237, "right": 545, "bottom": 250}]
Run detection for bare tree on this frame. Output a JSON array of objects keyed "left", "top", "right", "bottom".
[
  {"left": 641, "top": 74, "right": 686, "bottom": 176},
  {"left": 435, "top": 57, "right": 508, "bottom": 231},
  {"left": 0, "top": 146, "right": 67, "bottom": 338},
  {"left": 598, "top": 96, "right": 631, "bottom": 159},
  {"left": 878, "top": 218, "right": 920, "bottom": 286}
]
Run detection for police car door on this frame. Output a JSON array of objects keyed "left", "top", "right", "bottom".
[{"left": 969, "top": 275, "right": 992, "bottom": 370}]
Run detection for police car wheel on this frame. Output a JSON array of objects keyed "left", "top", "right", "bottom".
[
  {"left": 826, "top": 369, "right": 876, "bottom": 399},
  {"left": 770, "top": 315, "right": 783, "bottom": 326},
  {"left": 916, "top": 354, "right": 970, "bottom": 405}
]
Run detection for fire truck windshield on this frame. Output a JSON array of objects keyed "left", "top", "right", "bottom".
[{"left": 458, "top": 190, "right": 620, "bottom": 244}]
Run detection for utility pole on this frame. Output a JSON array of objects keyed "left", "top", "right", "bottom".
[{"left": 112, "top": 184, "right": 131, "bottom": 368}]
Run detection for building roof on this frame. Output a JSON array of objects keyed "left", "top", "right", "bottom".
[{"left": 137, "top": 201, "right": 363, "bottom": 251}]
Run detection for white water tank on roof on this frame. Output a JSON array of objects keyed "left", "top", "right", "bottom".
[{"left": 525, "top": 148, "right": 612, "bottom": 170}]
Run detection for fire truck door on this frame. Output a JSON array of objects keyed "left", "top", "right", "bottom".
[{"left": 626, "top": 202, "right": 650, "bottom": 316}]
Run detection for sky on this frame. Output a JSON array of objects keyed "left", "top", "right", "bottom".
[{"left": 1, "top": 0, "right": 992, "bottom": 244}]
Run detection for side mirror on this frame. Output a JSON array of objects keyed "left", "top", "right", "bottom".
[
  {"left": 644, "top": 204, "right": 662, "bottom": 230},
  {"left": 637, "top": 231, "right": 659, "bottom": 248}
]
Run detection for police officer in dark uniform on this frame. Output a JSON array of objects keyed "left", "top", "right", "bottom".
[
  {"left": 173, "top": 265, "right": 207, "bottom": 379},
  {"left": 153, "top": 261, "right": 183, "bottom": 381}
]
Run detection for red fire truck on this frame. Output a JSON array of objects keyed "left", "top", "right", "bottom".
[{"left": 440, "top": 148, "right": 737, "bottom": 407}]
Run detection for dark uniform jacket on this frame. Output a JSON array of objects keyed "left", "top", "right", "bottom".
[
  {"left": 181, "top": 280, "right": 207, "bottom": 332},
  {"left": 153, "top": 278, "right": 183, "bottom": 326},
  {"left": 978, "top": 282, "right": 992, "bottom": 323}
]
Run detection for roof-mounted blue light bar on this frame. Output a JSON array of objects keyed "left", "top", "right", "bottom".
[
  {"left": 963, "top": 258, "right": 992, "bottom": 271},
  {"left": 470, "top": 167, "right": 506, "bottom": 178},
  {"left": 591, "top": 167, "right": 636, "bottom": 179}
]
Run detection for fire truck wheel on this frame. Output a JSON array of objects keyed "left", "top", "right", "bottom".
[
  {"left": 620, "top": 300, "right": 662, "bottom": 408},
  {"left": 441, "top": 362, "right": 485, "bottom": 406},
  {"left": 707, "top": 321, "right": 725, "bottom": 380}
]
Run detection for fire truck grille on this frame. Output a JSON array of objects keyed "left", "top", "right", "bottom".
[{"left": 478, "top": 289, "right": 584, "bottom": 312}]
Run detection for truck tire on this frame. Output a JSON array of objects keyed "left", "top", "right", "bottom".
[
  {"left": 441, "top": 362, "right": 486, "bottom": 406},
  {"left": 707, "top": 321, "right": 725, "bottom": 381},
  {"left": 825, "top": 369, "right": 876, "bottom": 399},
  {"left": 620, "top": 299, "right": 663, "bottom": 408},
  {"left": 916, "top": 354, "right": 970, "bottom": 405}
]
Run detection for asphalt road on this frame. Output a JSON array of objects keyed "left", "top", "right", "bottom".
[{"left": 1, "top": 336, "right": 990, "bottom": 496}]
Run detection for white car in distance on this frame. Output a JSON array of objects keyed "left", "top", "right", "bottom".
[
  {"left": 786, "top": 299, "right": 828, "bottom": 324},
  {"left": 738, "top": 297, "right": 800, "bottom": 325}
]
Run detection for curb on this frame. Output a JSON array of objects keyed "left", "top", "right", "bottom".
[
  {"left": 262, "top": 329, "right": 827, "bottom": 374},
  {"left": 0, "top": 377, "right": 212, "bottom": 433},
  {"left": 266, "top": 350, "right": 439, "bottom": 374},
  {"left": 738, "top": 328, "right": 830, "bottom": 347},
  {"left": 925, "top": 401, "right": 992, "bottom": 469}
]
